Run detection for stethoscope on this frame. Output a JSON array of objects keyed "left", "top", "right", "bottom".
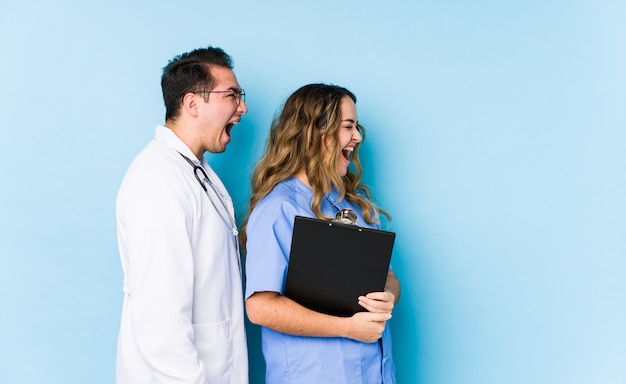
[{"left": 179, "top": 152, "right": 239, "bottom": 239}]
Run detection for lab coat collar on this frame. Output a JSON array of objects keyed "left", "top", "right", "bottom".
[{"left": 154, "top": 125, "right": 201, "bottom": 164}]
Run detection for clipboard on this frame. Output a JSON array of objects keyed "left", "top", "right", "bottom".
[{"left": 284, "top": 215, "right": 396, "bottom": 317}]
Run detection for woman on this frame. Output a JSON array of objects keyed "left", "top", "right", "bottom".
[{"left": 243, "top": 84, "right": 400, "bottom": 383}]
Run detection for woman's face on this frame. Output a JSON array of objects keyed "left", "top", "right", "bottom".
[{"left": 330, "top": 96, "right": 362, "bottom": 177}]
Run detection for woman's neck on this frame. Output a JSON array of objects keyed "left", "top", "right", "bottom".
[{"left": 294, "top": 169, "right": 331, "bottom": 193}]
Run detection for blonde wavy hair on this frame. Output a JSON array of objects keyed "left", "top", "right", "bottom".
[{"left": 240, "top": 84, "right": 389, "bottom": 248}]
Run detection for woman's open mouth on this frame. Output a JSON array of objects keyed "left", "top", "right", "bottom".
[{"left": 342, "top": 147, "right": 353, "bottom": 161}]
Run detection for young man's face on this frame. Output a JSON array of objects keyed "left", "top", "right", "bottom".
[{"left": 195, "top": 65, "right": 247, "bottom": 154}]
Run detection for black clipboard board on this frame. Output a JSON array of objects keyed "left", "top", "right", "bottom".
[{"left": 284, "top": 215, "right": 396, "bottom": 317}]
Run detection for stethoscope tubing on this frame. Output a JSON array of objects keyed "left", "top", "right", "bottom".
[{"left": 179, "top": 152, "right": 239, "bottom": 237}]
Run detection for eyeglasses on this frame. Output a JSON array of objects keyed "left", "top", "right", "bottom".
[{"left": 194, "top": 89, "right": 246, "bottom": 105}]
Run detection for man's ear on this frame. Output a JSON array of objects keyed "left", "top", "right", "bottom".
[{"left": 181, "top": 93, "right": 200, "bottom": 117}]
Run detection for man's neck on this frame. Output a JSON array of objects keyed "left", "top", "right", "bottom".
[{"left": 165, "top": 120, "right": 203, "bottom": 160}]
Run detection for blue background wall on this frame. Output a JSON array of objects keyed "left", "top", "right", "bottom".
[{"left": 1, "top": 1, "right": 625, "bottom": 383}]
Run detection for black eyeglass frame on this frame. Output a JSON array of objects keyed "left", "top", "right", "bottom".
[{"left": 194, "top": 89, "right": 246, "bottom": 105}]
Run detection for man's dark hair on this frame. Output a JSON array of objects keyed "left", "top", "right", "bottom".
[{"left": 161, "top": 46, "right": 234, "bottom": 122}]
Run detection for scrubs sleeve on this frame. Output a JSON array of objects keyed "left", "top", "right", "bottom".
[
  {"left": 244, "top": 198, "right": 298, "bottom": 299},
  {"left": 118, "top": 167, "right": 207, "bottom": 383}
]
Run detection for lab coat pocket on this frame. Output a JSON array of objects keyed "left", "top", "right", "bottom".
[{"left": 193, "top": 319, "right": 233, "bottom": 382}]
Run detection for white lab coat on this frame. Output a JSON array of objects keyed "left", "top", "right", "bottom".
[{"left": 116, "top": 126, "right": 248, "bottom": 383}]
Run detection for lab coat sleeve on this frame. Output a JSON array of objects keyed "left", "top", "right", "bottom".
[{"left": 118, "top": 167, "right": 207, "bottom": 383}]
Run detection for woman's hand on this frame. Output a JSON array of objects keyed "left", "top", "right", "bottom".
[
  {"left": 358, "top": 270, "right": 400, "bottom": 314},
  {"left": 357, "top": 290, "right": 395, "bottom": 314}
]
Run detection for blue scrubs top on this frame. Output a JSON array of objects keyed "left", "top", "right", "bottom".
[{"left": 245, "top": 177, "right": 396, "bottom": 384}]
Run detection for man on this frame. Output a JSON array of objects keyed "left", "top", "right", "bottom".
[{"left": 116, "top": 46, "right": 248, "bottom": 383}]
